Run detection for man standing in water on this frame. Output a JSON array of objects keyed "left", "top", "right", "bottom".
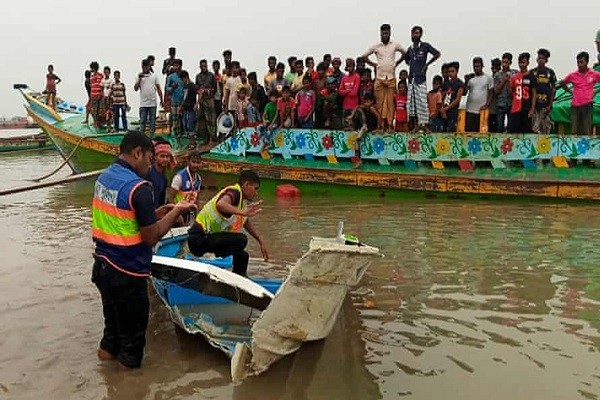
[
  {"left": 362, "top": 24, "right": 406, "bottom": 131},
  {"left": 92, "top": 131, "right": 195, "bottom": 369},
  {"left": 403, "top": 26, "right": 441, "bottom": 132},
  {"left": 187, "top": 170, "right": 268, "bottom": 276}
]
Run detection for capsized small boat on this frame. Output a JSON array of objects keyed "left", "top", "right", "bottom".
[{"left": 151, "top": 223, "right": 382, "bottom": 381}]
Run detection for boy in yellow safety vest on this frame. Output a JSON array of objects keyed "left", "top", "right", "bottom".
[{"left": 187, "top": 170, "right": 268, "bottom": 276}]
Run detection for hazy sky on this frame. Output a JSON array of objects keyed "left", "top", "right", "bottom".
[{"left": 2, "top": 0, "right": 598, "bottom": 117}]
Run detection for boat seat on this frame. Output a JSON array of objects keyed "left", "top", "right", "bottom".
[{"left": 182, "top": 253, "right": 233, "bottom": 268}]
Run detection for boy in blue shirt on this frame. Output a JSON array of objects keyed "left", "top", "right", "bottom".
[{"left": 166, "top": 59, "right": 184, "bottom": 141}]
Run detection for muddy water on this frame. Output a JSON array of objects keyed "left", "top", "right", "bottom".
[{"left": 0, "top": 132, "right": 599, "bottom": 399}]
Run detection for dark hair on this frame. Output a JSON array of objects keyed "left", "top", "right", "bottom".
[
  {"left": 268, "top": 89, "right": 279, "bottom": 98},
  {"left": 114, "top": 70, "right": 121, "bottom": 75},
  {"left": 179, "top": 70, "right": 189, "bottom": 79},
  {"left": 103, "top": 66, "right": 111, "bottom": 73},
  {"left": 287, "top": 56, "right": 297, "bottom": 64},
  {"left": 433, "top": 75, "right": 443, "bottom": 84},
  {"left": 518, "top": 52, "right": 530, "bottom": 62},
  {"left": 447, "top": 61, "right": 460, "bottom": 70},
  {"left": 323, "top": 54, "right": 332, "bottom": 61},
  {"left": 146, "top": 55, "right": 155, "bottom": 62},
  {"left": 363, "top": 92, "right": 375, "bottom": 101},
  {"left": 142, "top": 58, "right": 150, "bottom": 68},
  {"left": 577, "top": 51, "right": 590, "bottom": 62},
  {"left": 316, "top": 62, "right": 327, "bottom": 72},
  {"left": 48, "top": 64, "right": 54, "bottom": 69},
  {"left": 398, "top": 80, "right": 407, "bottom": 88},
  {"left": 472, "top": 57, "right": 483, "bottom": 66},
  {"left": 282, "top": 85, "right": 291, "bottom": 93},
  {"left": 537, "top": 48, "right": 551, "bottom": 59},
  {"left": 502, "top": 52, "right": 513, "bottom": 62},
  {"left": 89, "top": 61, "right": 99, "bottom": 71},
  {"left": 230, "top": 61, "right": 240, "bottom": 68},
  {"left": 213, "top": 60, "right": 220, "bottom": 66},
  {"left": 268, "top": 56, "right": 277, "bottom": 62},
  {"left": 169, "top": 47, "right": 176, "bottom": 52},
  {"left": 119, "top": 131, "right": 154, "bottom": 155},
  {"left": 223, "top": 49, "right": 232, "bottom": 56},
  {"left": 199, "top": 59, "right": 208, "bottom": 65},
  {"left": 172, "top": 59, "right": 182, "bottom": 66},
  {"left": 380, "top": 24, "right": 391, "bottom": 31},
  {"left": 247, "top": 71, "right": 257, "bottom": 80},
  {"left": 305, "top": 56, "right": 314, "bottom": 64},
  {"left": 294, "top": 59, "right": 304, "bottom": 67},
  {"left": 491, "top": 58, "right": 501, "bottom": 68},
  {"left": 276, "top": 62, "right": 285, "bottom": 70},
  {"left": 84, "top": 70, "right": 91, "bottom": 78},
  {"left": 411, "top": 25, "right": 423, "bottom": 34},
  {"left": 188, "top": 150, "right": 202, "bottom": 160},
  {"left": 441, "top": 63, "right": 449, "bottom": 71},
  {"left": 239, "top": 170, "right": 260, "bottom": 186},
  {"left": 356, "top": 56, "right": 364, "bottom": 64}
]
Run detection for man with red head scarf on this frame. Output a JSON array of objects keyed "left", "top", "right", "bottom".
[{"left": 147, "top": 139, "right": 176, "bottom": 209}]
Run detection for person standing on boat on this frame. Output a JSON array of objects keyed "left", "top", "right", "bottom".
[
  {"left": 89, "top": 61, "right": 105, "bottom": 128},
  {"left": 464, "top": 57, "right": 493, "bottom": 132},
  {"left": 403, "top": 26, "right": 441, "bottom": 132},
  {"left": 101, "top": 66, "right": 114, "bottom": 131},
  {"left": 162, "top": 47, "right": 177, "bottom": 112},
  {"left": 134, "top": 58, "right": 164, "bottom": 136},
  {"left": 109, "top": 70, "right": 128, "bottom": 132},
  {"left": 559, "top": 51, "right": 600, "bottom": 135},
  {"left": 44, "top": 64, "right": 61, "bottom": 109},
  {"left": 187, "top": 169, "right": 268, "bottom": 276},
  {"left": 362, "top": 24, "right": 406, "bottom": 131},
  {"left": 528, "top": 49, "right": 556, "bottom": 135},
  {"left": 195, "top": 59, "right": 218, "bottom": 146},
  {"left": 92, "top": 131, "right": 196, "bottom": 369},
  {"left": 166, "top": 59, "right": 184, "bottom": 141}
]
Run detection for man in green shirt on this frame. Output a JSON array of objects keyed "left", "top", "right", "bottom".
[{"left": 260, "top": 90, "right": 279, "bottom": 150}]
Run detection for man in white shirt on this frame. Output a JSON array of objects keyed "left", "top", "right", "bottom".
[
  {"left": 134, "top": 58, "right": 164, "bottom": 136},
  {"left": 362, "top": 24, "right": 406, "bottom": 131},
  {"left": 464, "top": 57, "right": 493, "bottom": 132}
]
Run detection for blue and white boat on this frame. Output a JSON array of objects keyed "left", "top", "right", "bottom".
[{"left": 151, "top": 224, "right": 383, "bottom": 381}]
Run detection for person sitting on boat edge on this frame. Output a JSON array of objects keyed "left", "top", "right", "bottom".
[
  {"left": 347, "top": 92, "right": 382, "bottom": 168},
  {"left": 147, "top": 138, "right": 176, "bottom": 209},
  {"left": 187, "top": 169, "right": 268, "bottom": 276},
  {"left": 92, "top": 131, "right": 196, "bottom": 370},
  {"left": 168, "top": 150, "right": 202, "bottom": 225}
]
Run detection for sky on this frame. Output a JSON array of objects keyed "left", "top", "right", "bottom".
[{"left": 2, "top": 0, "right": 599, "bottom": 117}]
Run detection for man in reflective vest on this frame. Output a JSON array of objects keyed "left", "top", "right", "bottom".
[
  {"left": 187, "top": 170, "right": 268, "bottom": 276},
  {"left": 92, "top": 131, "right": 196, "bottom": 369}
]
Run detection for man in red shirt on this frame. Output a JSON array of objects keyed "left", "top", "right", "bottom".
[
  {"left": 339, "top": 58, "right": 361, "bottom": 123},
  {"left": 89, "top": 61, "right": 106, "bottom": 128},
  {"left": 508, "top": 53, "right": 533, "bottom": 133}
]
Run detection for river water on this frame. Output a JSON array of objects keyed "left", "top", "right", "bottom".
[{"left": 0, "top": 129, "right": 599, "bottom": 400}]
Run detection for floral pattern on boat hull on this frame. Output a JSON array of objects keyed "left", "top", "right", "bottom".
[{"left": 209, "top": 128, "right": 600, "bottom": 161}]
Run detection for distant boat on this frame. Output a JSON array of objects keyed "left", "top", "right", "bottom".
[
  {"left": 0, "top": 116, "right": 38, "bottom": 130},
  {"left": 0, "top": 132, "right": 53, "bottom": 153},
  {"left": 14, "top": 82, "right": 600, "bottom": 201}
]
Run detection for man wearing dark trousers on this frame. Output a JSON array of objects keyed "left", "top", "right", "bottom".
[
  {"left": 187, "top": 170, "right": 269, "bottom": 276},
  {"left": 91, "top": 131, "right": 195, "bottom": 369}
]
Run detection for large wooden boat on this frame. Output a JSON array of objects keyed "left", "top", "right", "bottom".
[{"left": 15, "top": 83, "right": 600, "bottom": 201}]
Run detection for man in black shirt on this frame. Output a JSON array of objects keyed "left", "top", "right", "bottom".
[
  {"left": 181, "top": 70, "right": 198, "bottom": 148},
  {"left": 529, "top": 49, "right": 557, "bottom": 135},
  {"left": 441, "top": 62, "right": 464, "bottom": 132},
  {"left": 247, "top": 72, "right": 268, "bottom": 113}
]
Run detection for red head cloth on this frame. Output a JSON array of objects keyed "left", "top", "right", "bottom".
[{"left": 154, "top": 142, "right": 176, "bottom": 169}]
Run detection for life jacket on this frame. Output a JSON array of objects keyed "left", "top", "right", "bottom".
[
  {"left": 174, "top": 167, "right": 201, "bottom": 204},
  {"left": 92, "top": 162, "right": 152, "bottom": 276},
  {"left": 195, "top": 183, "right": 246, "bottom": 233}
]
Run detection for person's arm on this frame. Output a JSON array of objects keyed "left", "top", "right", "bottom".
[
  {"left": 362, "top": 45, "right": 377, "bottom": 68},
  {"left": 448, "top": 87, "right": 464, "bottom": 109},
  {"left": 216, "top": 193, "right": 262, "bottom": 217},
  {"left": 167, "top": 174, "right": 182, "bottom": 204},
  {"left": 155, "top": 75, "right": 164, "bottom": 107},
  {"left": 424, "top": 45, "right": 441, "bottom": 72},
  {"left": 55, "top": 75, "right": 62, "bottom": 85},
  {"left": 306, "top": 91, "right": 316, "bottom": 118},
  {"left": 223, "top": 83, "right": 231, "bottom": 109},
  {"left": 244, "top": 218, "right": 268, "bottom": 261},
  {"left": 559, "top": 74, "right": 572, "bottom": 94},
  {"left": 134, "top": 74, "right": 142, "bottom": 91},
  {"left": 494, "top": 73, "right": 509, "bottom": 94},
  {"left": 483, "top": 77, "right": 494, "bottom": 109},
  {"left": 290, "top": 101, "right": 296, "bottom": 127}
]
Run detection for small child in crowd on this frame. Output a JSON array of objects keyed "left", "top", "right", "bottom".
[
  {"left": 236, "top": 86, "right": 250, "bottom": 128},
  {"left": 247, "top": 92, "right": 262, "bottom": 127},
  {"left": 427, "top": 75, "right": 444, "bottom": 132},
  {"left": 277, "top": 86, "right": 296, "bottom": 129},
  {"left": 347, "top": 92, "right": 382, "bottom": 168},
  {"left": 394, "top": 81, "right": 408, "bottom": 132},
  {"left": 295, "top": 75, "right": 316, "bottom": 128}
]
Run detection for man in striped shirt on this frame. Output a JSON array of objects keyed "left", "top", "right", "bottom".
[
  {"left": 110, "top": 71, "right": 128, "bottom": 132},
  {"left": 89, "top": 61, "right": 105, "bottom": 128}
]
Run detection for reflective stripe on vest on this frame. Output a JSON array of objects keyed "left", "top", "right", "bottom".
[
  {"left": 195, "top": 183, "right": 246, "bottom": 233},
  {"left": 92, "top": 165, "right": 144, "bottom": 246}
]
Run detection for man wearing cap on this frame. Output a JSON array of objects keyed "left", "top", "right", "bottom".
[
  {"left": 362, "top": 24, "right": 406, "bottom": 131},
  {"left": 403, "top": 26, "right": 441, "bottom": 132},
  {"left": 147, "top": 139, "right": 176, "bottom": 209},
  {"left": 339, "top": 58, "right": 361, "bottom": 120}
]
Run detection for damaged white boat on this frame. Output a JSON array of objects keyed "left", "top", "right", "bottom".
[{"left": 150, "top": 223, "right": 382, "bottom": 382}]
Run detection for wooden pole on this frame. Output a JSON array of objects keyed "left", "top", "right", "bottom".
[{"left": 0, "top": 169, "right": 103, "bottom": 197}]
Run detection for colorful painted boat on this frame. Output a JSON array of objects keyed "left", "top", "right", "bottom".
[
  {"left": 151, "top": 224, "right": 381, "bottom": 381},
  {"left": 16, "top": 83, "right": 600, "bottom": 200},
  {"left": 0, "top": 132, "right": 53, "bottom": 153}
]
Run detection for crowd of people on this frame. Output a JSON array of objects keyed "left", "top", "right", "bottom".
[{"left": 48, "top": 25, "right": 600, "bottom": 150}]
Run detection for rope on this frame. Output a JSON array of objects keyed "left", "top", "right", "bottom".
[{"left": 32, "top": 133, "right": 125, "bottom": 182}]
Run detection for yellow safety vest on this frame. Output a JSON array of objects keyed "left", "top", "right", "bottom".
[{"left": 195, "top": 183, "right": 246, "bottom": 233}]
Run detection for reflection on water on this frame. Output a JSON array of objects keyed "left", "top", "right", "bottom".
[{"left": 0, "top": 147, "right": 599, "bottom": 399}]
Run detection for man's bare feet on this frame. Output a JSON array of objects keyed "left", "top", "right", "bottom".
[{"left": 97, "top": 348, "right": 115, "bottom": 361}]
